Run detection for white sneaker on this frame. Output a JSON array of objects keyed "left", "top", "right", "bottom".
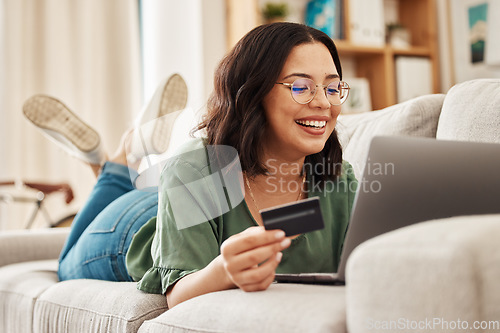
[
  {"left": 23, "top": 95, "right": 106, "bottom": 165},
  {"left": 128, "top": 74, "right": 188, "bottom": 163}
]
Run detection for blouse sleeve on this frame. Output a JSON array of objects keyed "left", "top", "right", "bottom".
[{"left": 136, "top": 155, "right": 226, "bottom": 295}]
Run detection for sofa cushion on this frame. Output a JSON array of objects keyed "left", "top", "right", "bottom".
[
  {"left": 345, "top": 214, "right": 500, "bottom": 333},
  {"left": 337, "top": 94, "right": 445, "bottom": 178},
  {"left": 138, "top": 283, "right": 346, "bottom": 333},
  {"left": 437, "top": 79, "right": 500, "bottom": 143},
  {"left": 34, "top": 280, "right": 168, "bottom": 333},
  {"left": 0, "top": 260, "right": 59, "bottom": 333}
]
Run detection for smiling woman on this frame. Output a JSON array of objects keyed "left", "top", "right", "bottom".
[
  {"left": 24, "top": 22, "right": 357, "bottom": 310},
  {"left": 127, "top": 22, "right": 358, "bottom": 308}
]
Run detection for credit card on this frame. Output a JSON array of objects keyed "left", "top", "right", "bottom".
[{"left": 260, "top": 196, "right": 325, "bottom": 237}]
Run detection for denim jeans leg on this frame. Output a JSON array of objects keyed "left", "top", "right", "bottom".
[
  {"left": 59, "top": 162, "right": 138, "bottom": 262},
  {"left": 58, "top": 189, "right": 158, "bottom": 281}
]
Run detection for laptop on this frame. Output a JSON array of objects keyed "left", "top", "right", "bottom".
[{"left": 275, "top": 136, "right": 500, "bottom": 285}]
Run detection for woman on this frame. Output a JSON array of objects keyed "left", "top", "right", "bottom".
[
  {"left": 127, "top": 22, "right": 357, "bottom": 307},
  {"left": 24, "top": 22, "right": 356, "bottom": 308}
]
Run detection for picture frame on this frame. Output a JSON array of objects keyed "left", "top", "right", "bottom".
[
  {"left": 342, "top": 77, "right": 372, "bottom": 114},
  {"left": 449, "top": 0, "right": 500, "bottom": 83}
]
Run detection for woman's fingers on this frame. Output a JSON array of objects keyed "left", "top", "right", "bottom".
[
  {"left": 221, "top": 226, "right": 286, "bottom": 256},
  {"left": 240, "top": 271, "right": 277, "bottom": 292},
  {"left": 220, "top": 226, "right": 293, "bottom": 291},
  {"left": 224, "top": 238, "right": 290, "bottom": 273},
  {"left": 233, "top": 251, "right": 283, "bottom": 289}
]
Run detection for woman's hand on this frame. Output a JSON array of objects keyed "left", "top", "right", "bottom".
[
  {"left": 220, "top": 226, "right": 291, "bottom": 292},
  {"left": 166, "top": 227, "right": 290, "bottom": 307}
]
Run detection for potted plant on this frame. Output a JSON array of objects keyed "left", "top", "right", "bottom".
[{"left": 262, "top": 2, "right": 289, "bottom": 24}]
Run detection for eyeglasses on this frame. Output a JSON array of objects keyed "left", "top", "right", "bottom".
[{"left": 276, "top": 78, "right": 350, "bottom": 105}]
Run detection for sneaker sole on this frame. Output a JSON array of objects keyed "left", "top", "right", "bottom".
[
  {"left": 152, "top": 73, "right": 188, "bottom": 153},
  {"left": 23, "top": 95, "right": 100, "bottom": 152}
]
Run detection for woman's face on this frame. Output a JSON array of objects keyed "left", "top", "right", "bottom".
[{"left": 262, "top": 42, "right": 341, "bottom": 162}]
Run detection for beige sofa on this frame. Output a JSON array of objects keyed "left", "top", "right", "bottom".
[{"left": 1, "top": 79, "right": 499, "bottom": 333}]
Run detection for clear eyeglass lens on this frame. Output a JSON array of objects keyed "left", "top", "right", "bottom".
[
  {"left": 290, "top": 79, "right": 314, "bottom": 103},
  {"left": 338, "top": 82, "right": 349, "bottom": 104},
  {"left": 289, "top": 79, "right": 349, "bottom": 105},
  {"left": 326, "top": 82, "right": 340, "bottom": 104},
  {"left": 327, "top": 81, "right": 349, "bottom": 105}
]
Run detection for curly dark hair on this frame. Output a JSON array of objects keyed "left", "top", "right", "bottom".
[{"left": 195, "top": 22, "right": 343, "bottom": 182}]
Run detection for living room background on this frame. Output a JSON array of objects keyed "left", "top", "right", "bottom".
[{"left": 0, "top": 0, "right": 499, "bottom": 230}]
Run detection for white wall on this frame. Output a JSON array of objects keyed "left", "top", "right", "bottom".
[
  {"left": 0, "top": 0, "right": 7, "bottom": 178},
  {"left": 436, "top": 0, "right": 453, "bottom": 93},
  {"left": 140, "top": 0, "right": 226, "bottom": 116},
  {"left": 0, "top": 0, "right": 5, "bottom": 229},
  {"left": 201, "top": 0, "right": 227, "bottom": 105}
]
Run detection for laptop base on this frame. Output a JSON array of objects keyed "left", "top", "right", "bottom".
[{"left": 274, "top": 273, "right": 344, "bottom": 285}]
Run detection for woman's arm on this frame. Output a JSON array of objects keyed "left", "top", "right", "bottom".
[
  {"left": 166, "top": 227, "right": 291, "bottom": 308},
  {"left": 165, "top": 254, "right": 233, "bottom": 307}
]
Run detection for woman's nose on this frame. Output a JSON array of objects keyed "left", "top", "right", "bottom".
[{"left": 309, "top": 88, "right": 331, "bottom": 109}]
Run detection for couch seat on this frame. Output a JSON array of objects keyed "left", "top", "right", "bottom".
[{"left": 139, "top": 283, "right": 346, "bottom": 333}]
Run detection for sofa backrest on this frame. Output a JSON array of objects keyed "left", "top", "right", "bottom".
[
  {"left": 337, "top": 94, "right": 445, "bottom": 178},
  {"left": 436, "top": 79, "right": 500, "bottom": 143}
]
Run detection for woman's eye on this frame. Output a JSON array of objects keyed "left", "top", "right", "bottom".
[
  {"left": 327, "top": 87, "right": 339, "bottom": 95},
  {"left": 292, "top": 86, "right": 309, "bottom": 94}
]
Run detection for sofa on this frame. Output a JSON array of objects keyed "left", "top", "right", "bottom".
[{"left": 1, "top": 78, "right": 499, "bottom": 333}]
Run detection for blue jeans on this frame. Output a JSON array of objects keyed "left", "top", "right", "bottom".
[{"left": 58, "top": 162, "right": 158, "bottom": 282}]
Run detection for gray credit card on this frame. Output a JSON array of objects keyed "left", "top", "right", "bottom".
[{"left": 260, "top": 197, "right": 325, "bottom": 237}]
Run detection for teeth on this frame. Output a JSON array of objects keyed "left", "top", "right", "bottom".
[{"left": 295, "top": 120, "right": 326, "bottom": 129}]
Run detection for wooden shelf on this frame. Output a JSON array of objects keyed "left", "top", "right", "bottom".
[
  {"left": 226, "top": 0, "right": 440, "bottom": 110},
  {"left": 334, "top": 40, "right": 432, "bottom": 57},
  {"left": 337, "top": 0, "right": 439, "bottom": 109},
  {"left": 391, "top": 46, "right": 432, "bottom": 56},
  {"left": 333, "top": 40, "right": 386, "bottom": 55}
]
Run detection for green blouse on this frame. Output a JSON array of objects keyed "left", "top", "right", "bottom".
[{"left": 126, "top": 138, "right": 358, "bottom": 294}]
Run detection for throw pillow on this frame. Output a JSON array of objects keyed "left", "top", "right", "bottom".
[{"left": 337, "top": 94, "right": 445, "bottom": 178}]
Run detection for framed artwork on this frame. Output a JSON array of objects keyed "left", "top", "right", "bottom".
[
  {"left": 304, "top": 0, "right": 342, "bottom": 39},
  {"left": 449, "top": 0, "right": 500, "bottom": 83},
  {"left": 342, "top": 78, "right": 372, "bottom": 114}
]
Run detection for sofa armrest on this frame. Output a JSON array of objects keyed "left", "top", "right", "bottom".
[
  {"left": 345, "top": 214, "right": 500, "bottom": 333},
  {"left": 0, "top": 227, "right": 70, "bottom": 267},
  {"left": 34, "top": 280, "right": 168, "bottom": 332}
]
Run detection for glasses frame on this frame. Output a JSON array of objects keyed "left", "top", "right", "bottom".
[{"left": 276, "top": 79, "right": 350, "bottom": 106}]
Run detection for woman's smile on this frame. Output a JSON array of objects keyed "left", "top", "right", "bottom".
[{"left": 295, "top": 115, "right": 330, "bottom": 135}]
